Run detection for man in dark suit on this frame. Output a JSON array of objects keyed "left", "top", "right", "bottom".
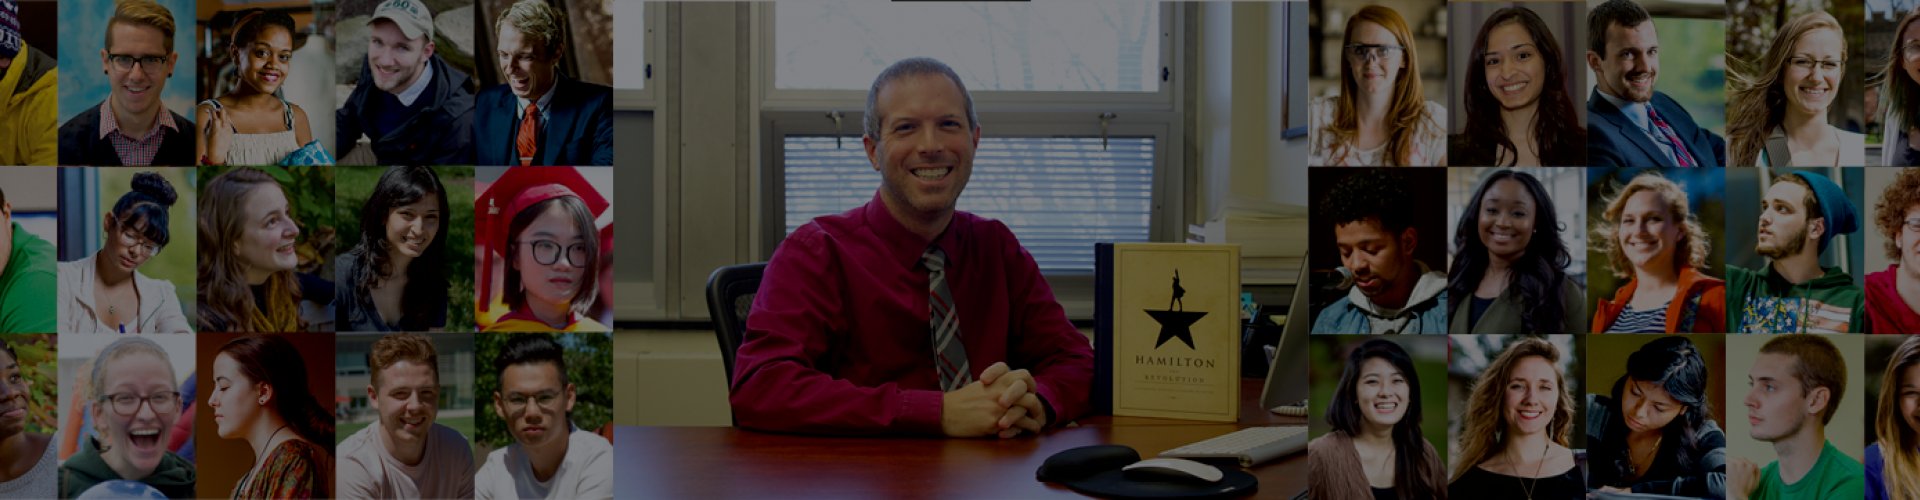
[
  {"left": 475, "top": 1, "right": 613, "bottom": 167},
  {"left": 1585, "top": 0, "right": 1725, "bottom": 167}
]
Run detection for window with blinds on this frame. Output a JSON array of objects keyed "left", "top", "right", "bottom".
[{"left": 783, "top": 136, "right": 1156, "bottom": 272}]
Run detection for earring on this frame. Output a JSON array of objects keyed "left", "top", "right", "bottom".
[{"left": 258, "top": 398, "right": 266, "bottom": 405}]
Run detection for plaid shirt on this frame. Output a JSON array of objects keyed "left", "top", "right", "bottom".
[{"left": 96, "top": 101, "right": 178, "bottom": 166}]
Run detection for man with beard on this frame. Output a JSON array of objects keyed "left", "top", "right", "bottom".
[
  {"left": 1728, "top": 334, "right": 1863, "bottom": 500},
  {"left": 1727, "top": 171, "right": 1864, "bottom": 333},
  {"left": 1864, "top": 168, "right": 1920, "bottom": 333},
  {"left": 337, "top": 333, "right": 475, "bottom": 498},
  {"left": 0, "top": 337, "right": 52, "bottom": 497},
  {"left": 1584, "top": 0, "right": 1726, "bottom": 167},
  {"left": 1310, "top": 170, "right": 1446, "bottom": 334},
  {"left": 336, "top": 0, "right": 475, "bottom": 165}
]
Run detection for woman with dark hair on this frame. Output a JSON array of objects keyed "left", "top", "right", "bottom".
[
  {"left": 480, "top": 167, "right": 607, "bottom": 332},
  {"left": 1449, "top": 7, "right": 1587, "bottom": 166},
  {"left": 59, "top": 172, "right": 192, "bottom": 333},
  {"left": 1879, "top": 10, "right": 1920, "bottom": 165},
  {"left": 197, "top": 9, "right": 327, "bottom": 166},
  {"left": 1308, "top": 339, "right": 1446, "bottom": 500},
  {"left": 1309, "top": 5, "right": 1448, "bottom": 166},
  {"left": 1447, "top": 169, "right": 1585, "bottom": 333},
  {"left": 197, "top": 167, "right": 334, "bottom": 333},
  {"left": 1449, "top": 337, "right": 1580, "bottom": 499},
  {"left": 208, "top": 334, "right": 331, "bottom": 498},
  {"left": 335, "top": 166, "right": 448, "bottom": 332},
  {"left": 1587, "top": 336, "right": 1726, "bottom": 498}
]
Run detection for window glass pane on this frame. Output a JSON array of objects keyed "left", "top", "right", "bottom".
[
  {"left": 615, "top": 0, "right": 645, "bottom": 90},
  {"left": 784, "top": 136, "right": 1154, "bottom": 272},
  {"left": 774, "top": 1, "right": 1161, "bottom": 92}
]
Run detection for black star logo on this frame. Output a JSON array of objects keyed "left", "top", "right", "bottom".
[{"left": 1145, "top": 310, "right": 1206, "bottom": 349}]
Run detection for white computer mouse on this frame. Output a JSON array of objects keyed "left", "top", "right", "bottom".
[{"left": 1121, "top": 457, "right": 1224, "bottom": 483}]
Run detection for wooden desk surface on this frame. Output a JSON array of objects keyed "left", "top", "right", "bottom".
[{"left": 615, "top": 378, "right": 1306, "bottom": 499}]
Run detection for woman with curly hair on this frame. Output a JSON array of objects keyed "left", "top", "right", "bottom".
[
  {"left": 1726, "top": 11, "right": 1864, "bottom": 167},
  {"left": 1448, "top": 7, "right": 1587, "bottom": 166},
  {"left": 1448, "top": 337, "right": 1580, "bottom": 499},
  {"left": 1309, "top": 6, "right": 1447, "bottom": 166},
  {"left": 1586, "top": 336, "right": 1726, "bottom": 497},
  {"left": 1590, "top": 171, "right": 1726, "bottom": 333},
  {"left": 1865, "top": 168, "right": 1920, "bottom": 333},
  {"left": 1876, "top": 10, "right": 1920, "bottom": 166},
  {"left": 1308, "top": 339, "right": 1446, "bottom": 500},
  {"left": 1448, "top": 169, "right": 1584, "bottom": 333}
]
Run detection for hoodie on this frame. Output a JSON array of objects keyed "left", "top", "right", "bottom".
[
  {"left": 1592, "top": 266, "right": 1727, "bottom": 333},
  {"left": 1726, "top": 264, "right": 1864, "bottom": 333},
  {"left": 1864, "top": 264, "right": 1920, "bottom": 334},
  {"left": 58, "top": 436, "right": 195, "bottom": 499},
  {"left": 1309, "top": 264, "right": 1448, "bottom": 334}
]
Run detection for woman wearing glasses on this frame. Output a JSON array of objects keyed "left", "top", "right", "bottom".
[
  {"left": 59, "top": 336, "right": 195, "bottom": 498},
  {"left": 1726, "top": 11, "right": 1864, "bottom": 166},
  {"left": 1865, "top": 168, "right": 1920, "bottom": 333},
  {"left": 208, "top": 334, "right": 332, "bottom": 498},
  {"left": 197, "top": 9, "right": 327, "bottom": 166},
  {"left": 197, "top": 167, "right": 334, "bottom": 333},
  {"left": 1310, "top": 5, "right": 1447, "bottom": 166},
  {"left": 481, "top": 168, "right": 606, "bottom": 333},
  {"left": 1880, "top": 11, "right": 1920, "bottom": 166},
  {"left": 58, "top": 172, "right": 192, "bottom": 333},
  {"left": 336, "top": 167, "right": 449, "bottom": 332},
  {"left": 1449, "top": 7, "right": 1587, "bottom": 167}
]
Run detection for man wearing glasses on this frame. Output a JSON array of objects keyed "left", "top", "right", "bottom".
[
  {"left": 1585, "top": 0, "right": 1726, "bottom": 167},
  {"left": 1726, "top": 171, "right": 1865, "bottom": 333},
  {"left": 59, "top": 336, "right": 195, "bottom": 498},
  {"left": 1865, "top": 169, "right": 1920, "bottom": 332},
  {"left": 476, "top": 334, "right": 611, "bottom": 499},
  {"left": 57, "top": 0, "right": 194, "bottom": 166},
  {"left": 338, "top": 333, "right": 475, "bottom": 498}
]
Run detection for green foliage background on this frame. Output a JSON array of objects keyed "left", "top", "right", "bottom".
[
  {"left": 91, "top": 169, "right": 199, "bottom": 327},
  {"left": 334, "top": 167, "right": 477, "bottom": 331},
  {"left": 197, "top": 166, "right": 338, "bottom": 279},
  {"left": 2, "top": 334, "right": 55, "bottom": 435},
  {"left": 473, "top": 332, "right": 613, "bottom": 449}
]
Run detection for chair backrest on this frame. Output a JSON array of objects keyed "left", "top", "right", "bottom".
[{"left": 706, "top": 262, "right": 767, "bottom": 386}]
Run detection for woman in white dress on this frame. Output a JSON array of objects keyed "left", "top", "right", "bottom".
[
  {"left": 197, "top": 9, "right": 315, "bottom": 166},
  {"left": 1726, "top": 11, "right": 1866, "bottom": 167}
]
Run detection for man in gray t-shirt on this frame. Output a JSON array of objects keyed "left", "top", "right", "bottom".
[
  {"left": 476, "top": 334, "right": 611, "bottom": 499},
  {"left": 337, "top": 333, "right": 475, "bottom": 498}
]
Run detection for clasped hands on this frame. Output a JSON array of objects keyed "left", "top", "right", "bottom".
[{"left": 941, "top": 362, "right": 1048, "bottom": 438}]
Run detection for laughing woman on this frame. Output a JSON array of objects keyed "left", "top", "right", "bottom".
[
  {"left": 1448, "top": 337, "right": 1581, "bottom": 499},
  {"left": 58, "top": 337, "right": 194, "bottom": 498},
  {"left": 197, "top": 10, "right": 324, "bottom": 166},
  {"left": 197, "top": 167, "right": 334, "bottom": 333},
  {"left": 1308, "top": 339, "right": 1446, "bottom": 500},
  {"left": 58, "top": 172, "right": 192, "bottom": 333},
  {"left": 336, "top": 167, "right": 448, "bottom": 332},
  {"left": 1726, "top": 12, "right": 1864, "bottom": 167},
  {"left": 1449, "top": 7, "right": 1587, "bottom": 166}
]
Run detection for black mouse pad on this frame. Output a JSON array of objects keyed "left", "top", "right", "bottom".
[{"left": 1058, "top": 468, "right": 1258, "bottom": 499}]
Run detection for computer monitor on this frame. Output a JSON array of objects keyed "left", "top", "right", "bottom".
[{"left": 1259, "top": 257, "right": 1311, "bottom": 411}]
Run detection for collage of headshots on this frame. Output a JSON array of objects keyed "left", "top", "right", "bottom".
[
  {"left": 1304, "top": 0, "right": 1920, "bottom": 499},
  {"left": 0, "top": 0, "right": 621, "bottom": 499}
]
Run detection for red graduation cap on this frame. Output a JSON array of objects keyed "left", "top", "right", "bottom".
[{"left": 477, "top": 166, "right": 610, "bottom": 314}]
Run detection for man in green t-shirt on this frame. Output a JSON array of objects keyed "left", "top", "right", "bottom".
[
  {"left": 0, "top": 185, "right": 50, "bottom": 333},
  {"left": 1729, "top": 334, "right": 1864, "bottom": 500},
  {"left": 1725, "top": 171, "right": 1865, "bottom": 333}
]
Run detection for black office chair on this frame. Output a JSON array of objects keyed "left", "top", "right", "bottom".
[{"left": 706, "top": 262, "right": 766, "bottom": 386}]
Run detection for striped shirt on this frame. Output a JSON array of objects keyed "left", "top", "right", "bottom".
[
  {"left": 96, "top": 101, "right": 178, "bottom": 166},
  {"left": 1607, "top": 303, "right": 1669, "bottom": 333}
]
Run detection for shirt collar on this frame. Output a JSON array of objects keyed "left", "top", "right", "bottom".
[
  {"left": 515, "top": 79, "right": 559, "bottom": 117},
  {"left": 1595, "top": 88, "right": 1651, "bottom": 132},
  {"left": 860, "top": 192, "right": 964, "bottom": 271},
  {"left": 97, "top": 100, "right": 178, "bottom": 140},
  {"left": 392, "top": 60, "right": 435, "bottom": 107}
]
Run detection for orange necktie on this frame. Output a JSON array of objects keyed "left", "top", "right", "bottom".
[{"left": 516, "top": 103, "right": 539, "bottom": 166}]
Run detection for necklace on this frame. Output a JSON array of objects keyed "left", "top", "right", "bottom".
[
  {"left": 1624, "top": 434, "right": 1663, "bottom": 479},
  {"left": 236, "top": 425, "right": 290, "bottom": 496},
  {"left": 1506, "top": 439, "right": 1550, "bottom": 500}
]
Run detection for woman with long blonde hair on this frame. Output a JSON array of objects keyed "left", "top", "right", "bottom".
[
  {"left": 1726, "top": 12, "right": 1864, "bottom": 166},
  {"left": 1447, "top": 337, "right": 1581, "bottom": 499},
  {"left": 1310, "top": 5, "right": 1447, "bottom": 166},
  {"left": 1877, "top": 10, "right": 1920, "bottom": 166},
  {"left": 1868, "top": 335, "right": 1920, "bottom": 500}
]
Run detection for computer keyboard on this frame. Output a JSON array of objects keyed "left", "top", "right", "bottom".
[{"left": 1159, "top": 425, "right": 1308, "bottom": 468}]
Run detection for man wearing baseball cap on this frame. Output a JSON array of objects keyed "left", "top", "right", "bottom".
[
  {"left": 1726, "top": 171, "right": 1866, "bottom": 333},
  {"left": 0, "top": 0, "right": 54, "bottom": 166},
  {"left": 337, "top": 0, "right": 475, "bottom": 165}
]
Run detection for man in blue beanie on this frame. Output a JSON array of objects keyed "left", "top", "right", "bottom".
[
  {"left": 0, "top": 0, "right": 55, "bottom": 166},
  {"left": 1727, "top": 171, "right": 1865, "bottom": 333}
]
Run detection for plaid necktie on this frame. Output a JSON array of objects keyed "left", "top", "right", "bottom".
[
  {"left": 925, "top": 246, "right": 972, "bottom": 391},
  {"left": 1647, "top": 107, "right": 1696, "bottom": 167}
]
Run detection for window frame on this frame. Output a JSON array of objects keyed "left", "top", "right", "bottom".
[{"left": 613, "top": 1, "right": 668, "bottom": 321}]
